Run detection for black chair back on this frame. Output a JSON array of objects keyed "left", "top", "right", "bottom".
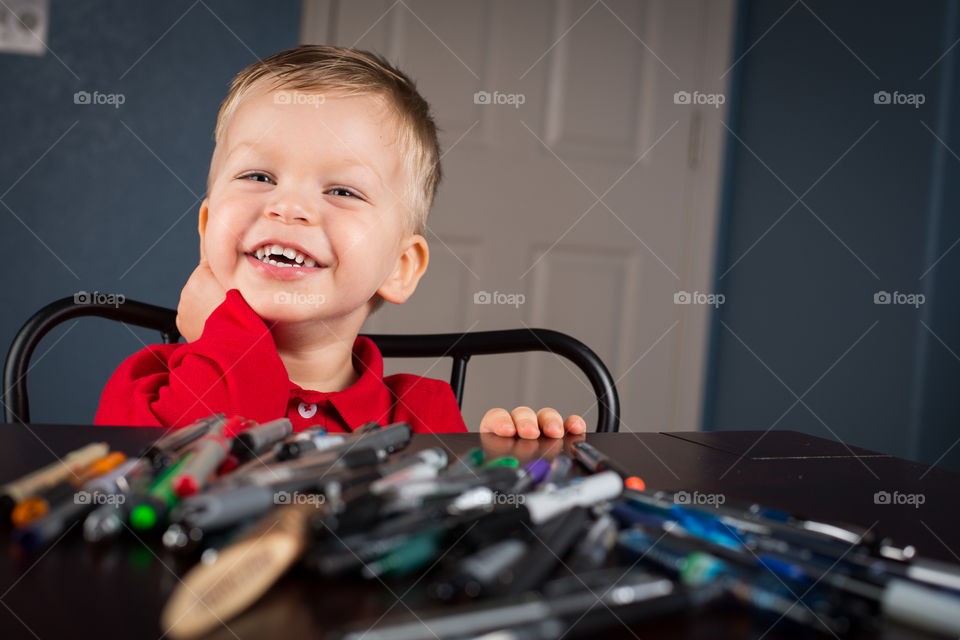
[{"left": 3, "top": 297, "right": 620, "bottom": 431}]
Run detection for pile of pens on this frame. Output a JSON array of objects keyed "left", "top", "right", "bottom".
[{"left": 3, "top": 413, "right": 960, "bottom": 640}]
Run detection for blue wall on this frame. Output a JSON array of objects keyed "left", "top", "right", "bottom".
[
  {"left": 0, "top": 0, "right": 300, "bottom": 423},
  {"left": 705, "top": 0, "right": 960, "bottom": 471}
]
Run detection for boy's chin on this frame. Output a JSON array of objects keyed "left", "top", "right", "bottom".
[{"left": 243, "top": 291, "right": 330, "bottom": 323}]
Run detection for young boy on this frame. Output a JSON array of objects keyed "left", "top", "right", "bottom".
[{"left": 95, "top": 45, "right": 586, "bottom": 440}]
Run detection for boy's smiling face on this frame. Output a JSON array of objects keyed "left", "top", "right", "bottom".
[{"left": 200, "top": 82, "right": 426, "bottom": 326}]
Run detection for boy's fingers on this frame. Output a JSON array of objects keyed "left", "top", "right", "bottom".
[
  {"left": 537, "top": 408, "right": 565, "bottom": 438},
  {"left": 564, "top": 414, "right": 587, "bottom": 434},
  {"left": 480, "top": 408, "right": 516, "bottom": 437},
  {"left": 510, "top": 406, "right": 540, "bottom": 439}
]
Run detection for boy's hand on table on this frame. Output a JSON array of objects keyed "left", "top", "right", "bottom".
[
  {"left": 176, "top": 260, "right": 227, "bottom": 342},
  {"left": 479, "top": 407, "right": 586, "bottom": 439}
]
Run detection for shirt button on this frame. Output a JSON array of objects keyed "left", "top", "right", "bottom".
[{"left": 298, "top": 402, "right": 318, "bottom": 419}]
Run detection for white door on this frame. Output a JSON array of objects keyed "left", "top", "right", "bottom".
[{"left": 302, "top": 0, "right": 735, "bottom": 432}]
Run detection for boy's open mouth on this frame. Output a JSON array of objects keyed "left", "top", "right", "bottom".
[{"left": 248, "top": 242, "right": 324, "bottom": 269}]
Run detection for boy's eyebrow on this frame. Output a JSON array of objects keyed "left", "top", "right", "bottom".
[{"left": 225, "top": 140, "right": 384, "bottom": 186}]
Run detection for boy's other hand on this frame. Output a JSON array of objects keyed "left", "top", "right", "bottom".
[
  {"left": 479, "top": 407, "right": 586, "bottom": 439},
  {"left": 176, "top": 260, "right": 227, "bottom": 342}
]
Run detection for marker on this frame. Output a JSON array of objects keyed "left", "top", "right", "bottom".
[
  {"left": 384, "top": 466, "right": 525, "bottom": 509},
  {"left": 232, "top": 418, "right": 293, "bottom": 458},
  {"left": 368, "top": 449, "right": 449, "bottom": 494},
  {"left": 361, "top": 528, "right": 445, "bottom": 578},
  {"left": 161, "top": 502, "right": 317, "bottom": 639},
  {"left": 0, "top": 442, "right": 109, "bottom": 518},
  {"left": 568, "top": 512, "right": 618, "bottom": 572},
  {"left": 617, "top": 527, "right": 855, "bottom": 635},
  {"left": 571, "top": 441, "right": 636, "bottom": 482},
  {"left": 340, "top": 568, "right": 690, "bottom": 640},
  {"left": 275, "top": 434, "right": 346, "bottom": 460},
  {"left": 129, "top": 455, "right": 192, "bottom": 531},
  {"left": 172, "top": 416, "right": 249, "bottom": 497},
  {"left": 430, "top": 538, "right": 529, "bottom": 600},
  {"left": 520, "top": 471, "right": 623, "bottom": 524},
  {"left": 370, "top": 471, "right": 623, "bottom": 554},
  {"left": 140, "top": 414, "right": 226, "bottom": 468},
  {"left": 445, "top": 447, "right": 484, "bottom": 476},
  {"left": 82, "top": 458, "right": 157, "bottom": 542},
  {"left": 10, "top": 451, "right": 127, "bottom": 527},
  {"left": 512, "top": 459, "right": 551, "bottom": 493},
  {"left": 229, "top": 446, "right": 385, "bottom": 490},
  {"left": 483, "top": 456, "right": 519, "bottom": 469},
  {"left": 171, "top": 447, "right": 426, "bottom": 534},
  {"left": 228, "top": 424, "right": 329, "bottom": 475},
  {"left": 15, "top": 487, "right": 126, "bottom": 552},
  {"left": 495, "top": 507, "right": 590, "bottom": 596},
  {"left": 233, "top": 422, "right": 412, "bottom": 479},
  {"left": 80, "top": 458, "right": 142, "bottom": 495},
  {"left": 539, "top": 455, "right": 572, "bottom": 491}
]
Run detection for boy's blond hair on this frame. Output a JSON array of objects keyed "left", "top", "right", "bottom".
[{"left": 209, "top": 44, "right": 441, "bottom": 237}]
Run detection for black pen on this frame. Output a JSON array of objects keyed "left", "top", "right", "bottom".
[{"left": 571, "top": 441, "right": 632, "bottom": 478}]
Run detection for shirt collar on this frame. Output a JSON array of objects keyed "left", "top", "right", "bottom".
[{"left": 290, "top": 336, "right": 394, "bottom": 430}]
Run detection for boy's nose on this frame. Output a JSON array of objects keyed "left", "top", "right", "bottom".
[{"left": 265, "top": 196, "right": 317, "bottom": 225}]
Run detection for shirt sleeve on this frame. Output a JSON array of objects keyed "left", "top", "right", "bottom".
[
  {"left": 427, "top": 380, "right": 469, "bottom": 433},
  {"left": 94, "top": 289, "right": 289, "bottom": 427},
  {"left": 386, "top": 375, "right": 469, "bottom": 433}
]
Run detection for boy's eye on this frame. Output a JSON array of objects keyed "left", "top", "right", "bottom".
[
  {"left": 327, "top": 187, "right": 361, "bottom": 199},
  {"left": 237, "top": 171, "right": 274, "bottom": 184}
]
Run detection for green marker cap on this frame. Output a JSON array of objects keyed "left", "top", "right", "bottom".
[
  {"left": 130, "top": 504, "right": 157, "bottom": 530},
  {"left": 483, "top": 456, "right": 519, "bottom": 469}
]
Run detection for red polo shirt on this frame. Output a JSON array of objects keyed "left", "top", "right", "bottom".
[{"left": 94, "top": 289, "right": 468, "bottom": 433}]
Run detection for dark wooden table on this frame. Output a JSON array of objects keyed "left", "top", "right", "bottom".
[{"left": 0, "top": 424, "right": 957, "bottom": 640}]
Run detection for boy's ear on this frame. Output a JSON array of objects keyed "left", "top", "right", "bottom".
[
  {"left": 198, "top": 199, "right": 209, "bottom": 261},
  {"left": 377, "top": 235, "right": 429, "bottom": 304}
]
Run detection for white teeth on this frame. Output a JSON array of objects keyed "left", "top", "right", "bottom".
[{"left": 253, "top": 243, "right": 322, "bottom": 268}]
